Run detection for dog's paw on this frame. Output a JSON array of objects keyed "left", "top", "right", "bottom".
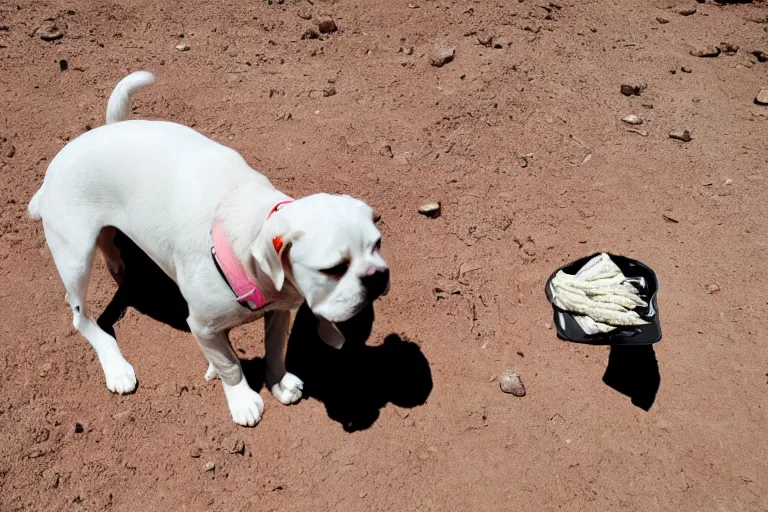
[
  {"left": 204, "top": 362, "right": 219, "bottom": 381},
  {"left": 222, "top": 378, "right": 264, "bottom": 427},
  {"left": 270, "top": 372, "right": 304, "bottom": 405},
  {"left": 101, "top": 356, "right": 137, "bottom": 394}
]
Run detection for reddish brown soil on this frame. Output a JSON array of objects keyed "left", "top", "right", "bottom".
[{"left": 2, "top": 0, "right": 768, "bottom": 510}]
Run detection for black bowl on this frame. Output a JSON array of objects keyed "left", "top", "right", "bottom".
[{"left": 544, "top": 254, "right": 661, "bottom": 346}]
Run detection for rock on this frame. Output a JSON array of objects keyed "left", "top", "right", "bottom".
[
  {"left": 418, "top": 203, "right": 441, "bottom": 218},
  {"left": 719, "top": 42, "right": 739, "bottom": 56},
  {"left": 752, "top": 50, "right": 767, "bottom": 63},
  {"left": 669, "top": 129, "right": 692, "bottom": 142},
  {"left": 379, "top": 145, "right": 394, "bottom": 158},
  {"left": 620, "top": 84, "right": 644, "bottom": 96},
  {"left": 74, "top": 423, "right": 84, "bottom": 434},
  {"left": 690, "top": 45, "right": 720, "bottom": 58},
  {"left": 316, "top": 16, "right": 337, "bottom": 34},
  {"left": 681, "top": 66, "right": 692, "bottom": 73},
  {"left": 430, "top": 46, "right": 455, "bottom": 67},
  {"left": 499, "top": 370, "right": 526, "bottom": 397},
  {"left": 477, "top": 34, "right": 493, "bottom": 47},
  {"left": 59, "top": 59, "right": 68, "bottom": 71},
  {"left": 519, "top": 153, "right": 534, "bottom": 168},
  {"left": 297, "top": 9, "right": 312, "bottom": 20},
  {"left": 756, "top": 88, "right": 768, "bottom": 105},
  {"left": 675, "top": 6, "right": 697, "bottom": 15},
  {"left": 175, "top": 43, "right": 190, "bottom": 51},
  {"left": 656, "top": 16, "right": 669, "bottom": 24},
  {"left": 301, "top": 28, "right": 319, "bottom": 40},
  {"left": 621, "top": 114, "right": 642, "bottom": 125},
  {"left": 228, "top": 440, "right": 245, "bottom": 455},
  {"left": 189, "top": 447, "right": 203, "bottom": 458},
  {"left": 627, "top": 128, "right": 648, "bottom": 137},
  {"left": 706, "top": 283, "right": 720, "bottom": 294},
  {"left": 5, "top": 145, "right": 15, "bottom": 158},
  {"left": 203, "top": 461, "right": 215, "bottom": 472},
  {"left": 322, "top": 85, "right": 336, "bottom": 97},
  {"left": 37, "top": 21, "right": 64, "bottom": 41}
]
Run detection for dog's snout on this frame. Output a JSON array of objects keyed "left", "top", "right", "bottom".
[{"left": 362, "top": 267, "right": 390, "bottom": 299}]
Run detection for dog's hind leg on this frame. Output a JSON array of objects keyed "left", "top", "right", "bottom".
[{"left": 44, "top": 220, "right": 137, "bottom": 394}]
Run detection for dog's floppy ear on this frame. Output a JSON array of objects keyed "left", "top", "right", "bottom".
[{"left": 252, "top": 215, "right": 302, "bottom": 292}]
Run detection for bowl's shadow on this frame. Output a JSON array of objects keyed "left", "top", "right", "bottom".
[
  {"left": 96, "top": 230, "right": 433, "bottom": 428},
  {"left": 602, "top": 344, "right": 660, "bottom": 411}
]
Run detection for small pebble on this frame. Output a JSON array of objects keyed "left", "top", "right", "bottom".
[
  {"left": 675, "top": 6, "right": 696, "bottom": 16},
  {"left": 669, "top": 129, "right": 692, "bottom": 142},
  {"left": 189, "top": 447, "right": 203, "bottom": 458},
  {"left": 499, "top": 370, "right": 526, "bottom": 397},
  {"left": 719, "top": 42, "right": 738, "bottom": 56},
  {"left": 322, "top": 85, "right": 336, "bottom": 97},
  {"left": 627, "top": 128, "right": 648, "bottom": 137},
  {"left": 175, "top": 43, "right": 190, "bottom": 51},
  {"left": 297, "top": 9, "right": 312, "bottom": 20},
  {"left": 418, "top": 203, "right": 441, "bottom": 218},
  {"left": 316, "top": 16, "right": 337, "bottom": 34},
  {"left": 430, "top": 46, "right": 455, "bottom": 67},
  {"left": 706, "top": 283, "right": 720, "bottom": 294},
  {"left": 477, "top": 34, "right": 493, "bottom": 47},
  {"left": 621, "top": 114, "right": 642, "bottom": 125},
  {"left": 5, "top": 145, "right": 16, "bottom": 158},
  {"left": 379, "top": 145, "right": 394, "bottom": 158},
  {"left": 681, "top": 66, "right": 692, "bottom": 73},
  {"left": 656, "top": 16, "right": 669, "bottom": 24},
  {"left": 37, "top": 21, "right": 64, "bottom": 41},
  {"left": 59, "top": 59, "right": 68, "bottom": 71},
  {"left": 755, "top": 88, "right": 768, "bottom": 106},
  {"left": 752, "top": 50, "right": 767, "bottom": 63},
  {"left": 203, "top": 461, "right": 215, "bottom": 472},
  {"left": 690, "top": 46, "right": 720, "bottom": 58},
  {"left": 620, "top": 84, "right": 644, "bottom": 96},
  {"left": 229, "top": 440, "right": 245, "bottom": 455}
]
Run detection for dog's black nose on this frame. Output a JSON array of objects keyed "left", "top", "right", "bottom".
[{"left": 362, "top": 268, "right": 390, "bottom": 299}]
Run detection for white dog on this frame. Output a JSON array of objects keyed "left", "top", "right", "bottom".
[{"left": 27, "top": 71, "right": 390, "bottom": 427}]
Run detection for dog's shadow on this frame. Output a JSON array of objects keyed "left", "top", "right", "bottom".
[
  {"left": 286, "top": 302, "right": 433, "bottom": 432},
  {"left": 96, "top": 231, "right": 433, "bottom": 430}
]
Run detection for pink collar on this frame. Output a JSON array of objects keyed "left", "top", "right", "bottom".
[{"left": 211, "top": 200, "right": 294, "bottom": 310}]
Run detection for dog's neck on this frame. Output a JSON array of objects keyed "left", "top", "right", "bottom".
[
  {"left": 213, "top": 182, "right": 293, "bottom": 307},
  {"left": 215, "top": 182, "right": 291, "bottom": 266}
]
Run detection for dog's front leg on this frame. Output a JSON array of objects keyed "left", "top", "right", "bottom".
[
  {"left": 264, "top": 310, "right": 304, "bottom": 405},
  {"left": 188, "top": 316, "right": 264, "bottom": 426}
]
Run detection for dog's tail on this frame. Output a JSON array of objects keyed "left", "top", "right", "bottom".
[
  {"left": 28, "top": 186, "right": 43, "bottom": 220},
  {"left": 105, "top": 71, "right": 156, "bottom": 125}
]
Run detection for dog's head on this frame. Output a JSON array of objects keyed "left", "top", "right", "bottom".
[{"left": 252, "top": 193, "right": 389, "bottom": 325}]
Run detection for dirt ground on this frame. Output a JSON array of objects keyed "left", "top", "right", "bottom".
[{"left": 2, "top": 0, "right": 768, "bottom": 510}]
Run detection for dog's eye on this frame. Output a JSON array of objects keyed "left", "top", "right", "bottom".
[
  {"left": 373, "top": 238, "right": 381, "bottom": 251},
  {"left": 320, "top": 261, "right": 349, "bottom": 278}
]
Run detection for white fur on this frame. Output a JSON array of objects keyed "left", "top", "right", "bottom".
[{"left": 29, "top": 71, "right": 389, "bottom": 426}]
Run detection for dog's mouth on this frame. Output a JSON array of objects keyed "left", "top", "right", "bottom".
[{"left": 320, "top": 303, "right": 367, "bottom": 324}]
